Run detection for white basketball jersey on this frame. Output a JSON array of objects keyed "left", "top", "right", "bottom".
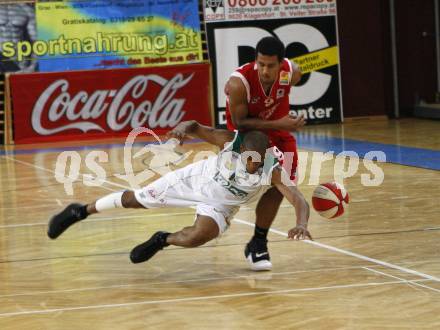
[{"left": 182, "top": 131, "right": 282, "bottom": 207}]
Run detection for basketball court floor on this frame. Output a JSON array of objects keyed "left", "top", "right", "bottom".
[{"left": 0, "top": 118, "right": 439, "bottom": 329}]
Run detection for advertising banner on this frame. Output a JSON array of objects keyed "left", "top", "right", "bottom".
[
  {"left": 0, "top": 3, "right": 37, "bottom": 73},
  {"left": 204, "top": 0, "right": 343, "bottom": 126},
  {"left": 204, "top": 0, "right": 337, "bottom": 21},
  {"left": 10, "top": 63, "right": 212, "bottom": 144},
  {"left": 0, "top": 0, "right": 203, "bottom": 73}
]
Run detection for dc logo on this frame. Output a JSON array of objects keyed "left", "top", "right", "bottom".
[
  {"left": 206, "top": 0, "right": 224, "bottom": 10},
  {"left": 213, "top": 24, "right": 333, "bottom": 107}
]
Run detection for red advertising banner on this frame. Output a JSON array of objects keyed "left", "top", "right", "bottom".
[{"left": 9, "top": 63, "right": 212, "bottom": 144}]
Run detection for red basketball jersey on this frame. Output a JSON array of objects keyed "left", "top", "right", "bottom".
[{"left": 225, "top": 58, "right": 294, "bottom": 132}]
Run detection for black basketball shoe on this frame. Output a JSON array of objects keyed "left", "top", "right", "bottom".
[
  {"left": 130, "top": 231, "right": 170, "bottom": 264},
  {"left": 244, "top": 238, "right": 272, "bottom": 271},
  {"left": 47, "top": 203, "right": 88, "bottom": 239}
]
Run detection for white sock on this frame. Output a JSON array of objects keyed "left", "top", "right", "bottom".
[{"left": 95, "top": 192, "right": 124, "bottom": 212}]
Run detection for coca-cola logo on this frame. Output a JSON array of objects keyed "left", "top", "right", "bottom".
[{"left": 32, "top": 73, "right": 193, "bottom": 135}]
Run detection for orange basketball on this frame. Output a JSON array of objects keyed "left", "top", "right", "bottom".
[{"left": 312, "top": 182, "right": 349, "bottom": 219}]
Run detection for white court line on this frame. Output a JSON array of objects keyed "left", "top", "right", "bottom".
[
  {"left": 0, "top": 212, "right": 194, "bottom": 230},
  {"left": 2, "top": 156, "right": 122, "bottom": 192},
  {"left": 6, "top": 154, "right": 440, "bottom": 283},
  {"left": 240, "top": 204, "right": 292, "bottom": 211},
  {"left": 0, "top": 279, "right": 430, "bottom": 318},
  {"left": 0, "top": 265, "right": 377, "bottom": 299},
  {"left": 0, "top": 204, "right": 60, "bottom": 210},
  {"left": 424, "top": 227, "right": 440, "bottom": 231},
  {"left": 232, "top": 218, "right": 440, "bottom": 282},
  {"left": 5, "top": 155, "right": 439, "bottom": 288},
  {"left": 363, "top": 267, "right": 440, "bottom": 293}
]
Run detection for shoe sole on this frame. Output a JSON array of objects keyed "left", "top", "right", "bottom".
[{"left": 246, "top": 255, "right": 272, "bottom": 271}]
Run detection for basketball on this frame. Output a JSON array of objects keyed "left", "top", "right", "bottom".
[{"left": 312, "top": 182, "right": 349, "bottom": 219}]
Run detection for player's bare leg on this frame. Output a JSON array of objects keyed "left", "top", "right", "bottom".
[
  {"left": 245, "top": 186, "right": 283, "bottom": 271},
  {"left": 47, "top": 191, "right": 143, "bottom": 239},
  {"left": 166, "top": 215, "right": 219, "bottom": 247},
  {"left": 130, "top": 215, "right": 219, "bottom": 263}
]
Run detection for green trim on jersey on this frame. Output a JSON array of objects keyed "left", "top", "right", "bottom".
[
  {"left": 230, "top": 130, "right": 280, "bottom": 173},
  {"left": 216, "top": 129, "right": 284, "bottom": 192},
  {"left": 231, "top": 131, "right": 244, "bottom": 153}
]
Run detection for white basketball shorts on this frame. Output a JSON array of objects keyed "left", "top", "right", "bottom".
[{"left": 134, "top": 163, "right": 239, "bottom": 236}]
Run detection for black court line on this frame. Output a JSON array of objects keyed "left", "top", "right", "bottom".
[
  {"left": 0, "top": 242, "right": 246, "bottom": 264},
  {"left": 0, "top": 226, "right": 439, "bottom": 264}
]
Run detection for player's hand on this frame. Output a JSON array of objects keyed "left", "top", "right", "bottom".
[
  {"left": 276, "top": 114, "right": 306, "bottom": 131},
  {"left": 166, "top": 128, "right": 187, "bottom": 145},
  {"left": 288, "top": 224, "right": 313, "bottom": 241}
]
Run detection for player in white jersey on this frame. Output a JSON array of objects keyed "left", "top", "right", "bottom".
[{"left": 48, "top": 120, "right": 311, "bottom": 270}]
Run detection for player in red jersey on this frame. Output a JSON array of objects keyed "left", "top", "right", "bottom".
[{"left": 225, "top": 36, "right": 306, "bottom": 271}]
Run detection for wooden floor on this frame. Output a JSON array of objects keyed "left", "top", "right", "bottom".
[{"left": 0, "top": 118, "right": 439, "bottom": 329}]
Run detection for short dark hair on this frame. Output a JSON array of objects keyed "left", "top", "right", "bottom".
[
  {"left": 255, "top": 36, "right": 285, "bottom": 62},
  {"left": 243, "top": 131, "right": 270, "bottom": 153}
]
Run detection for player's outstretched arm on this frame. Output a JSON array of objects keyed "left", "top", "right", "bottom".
[
  {"left": 167, "top": 120, "right": 235, "bottom": 149},
  {"left": 271, "top": 168, "right": 312, "bottom": 240}
]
